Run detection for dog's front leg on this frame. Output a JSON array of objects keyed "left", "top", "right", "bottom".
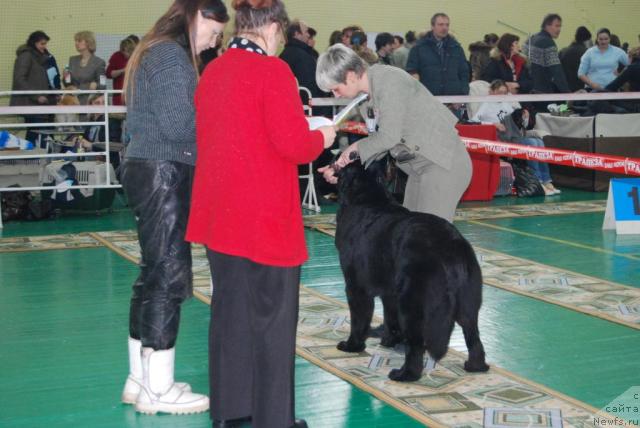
[
  {"left": 380, "top": 294, "right": 402, "bottom": 348},
  {"left": 338, "top": 287, "right": 373, "bottom": 353}
]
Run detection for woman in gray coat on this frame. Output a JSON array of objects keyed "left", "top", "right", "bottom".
[
  {"left": 68, "top": 31, "right": 105, "bottom": 104},
  {"left": 317, "top": 43, "right": 471, "bottom": 222},
  {"left": 11, "top": 31, "right": 58, "bottom": 143}
]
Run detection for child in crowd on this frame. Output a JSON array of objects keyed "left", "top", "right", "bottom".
[{"left": 472, "top": 79, "right": 560, "bottom": 195}]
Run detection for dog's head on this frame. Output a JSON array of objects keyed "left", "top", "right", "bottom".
[{"left": 337, "top": 161, "right": 391, "bottom": 206}]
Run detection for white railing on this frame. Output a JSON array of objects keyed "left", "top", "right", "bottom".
[
  {"left": 0, "top": 89, "right": 125, "bottom": 227},
  {"left": 2, "top": 88, "right": 640, "bottom": 226}
]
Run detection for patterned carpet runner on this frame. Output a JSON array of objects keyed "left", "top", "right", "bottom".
[{"left": 88, "top": 230, "right": 604, "bottom": 427}]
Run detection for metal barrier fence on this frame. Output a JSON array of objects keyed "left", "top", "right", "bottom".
[{"left": 2, "top": 89, "right": 640, "bottom": 227}]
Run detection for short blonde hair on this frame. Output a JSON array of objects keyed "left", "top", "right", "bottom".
[
  {"left": 75, "top": 31, "right": 97, "bottom": 53},
  {"left": 629, "top": 46, "right": 640, "bottom": 61}
]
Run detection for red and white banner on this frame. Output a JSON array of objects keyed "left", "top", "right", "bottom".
[{"left": 339, "top": 121, "right": 640, "bottom": 177}]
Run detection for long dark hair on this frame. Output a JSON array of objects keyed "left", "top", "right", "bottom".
[
  {"left": 124, "top": 0, "right": 229, "bottom": 101},
  {"left": 27, "top": 31, "right": 50, "bottom": 49},
  {"left": 496, "top": 33, "right": 520, "bottom": 57}
]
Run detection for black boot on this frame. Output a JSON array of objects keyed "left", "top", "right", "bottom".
[
  {"left": 212, "top": 416, "right": 252, "bottom": 428},
  {"left": 292, "top": 419, "right": 308, "bottom": 428}
]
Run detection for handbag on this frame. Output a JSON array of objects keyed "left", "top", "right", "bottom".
[{"left": 509, "top": 160, "right": 545, "bottom": 197}]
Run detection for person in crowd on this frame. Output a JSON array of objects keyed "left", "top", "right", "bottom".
[
  {"left": 391, "top": 30, "right": 415, "bottom": 69},
  {"left": 481, "top": 33, "right": 532, "bottom": 94},
  {"left": 522, "top": 14, "right": 570, "bottom": 94},
  {"left": 341, "top": 25, "right": 363, "bottom": 48},
  {"left": 11, "top": 31, "right": 59, "bottom": 144},
  {"left": 186, "top": 1, "right": 336, "bottom": 427},
  {"left": 606, "top": 46, "right": 640, "bottom": 92},
  {"left": 73, "top": 94, "right": 105, "bottom": 146},
  {"left": 578, "top": 28, "right": 629, "bottom": 90},
  {"left": 560, "top": 26, "right": 592, "bottom": 92},
  {"left": 54, "top": 88, "right": 80, "bottom": 132},
  {"left": 392, "top": 34, "right": 403, "bottom": 51},
  {"left": 610, "top": 34, "right": 622, "bottom": 48},
  {"left": 469, "top": 39, "right": 493, "bottom": 81},
  {"left": 280, "top": 20, "right": 323, "bottom": 99},
  {"left": 120, "top": 0, "right": 229, "bottom": 416},
  {"left": 484, "top": 33, "right": 499, "bottom": 47},
  {"left": 317, "top": 43, "right": 472, "bottom": 222},
  {"left": 406, "top": 13, "right": 470, "bottom": 95},
  {"left": 605, "top": 46, "right": 640, "bottom": 112},
  {"left": 307, "top": 26, "right": 319, "bottom": 58},
  {"left": 472, "top": 80, "right": 560, "bottom": 195},
  {"left": 106, "top": 37, "right": 137, "bottom": 105},
  {"left": 328, "top": 30, "right": 342, "bottom": 47},
  {"left": 68, "top": 31, "right": 106, "bottom": 104},
  {"left": 375, "top": 32, "right": 395, "bottom": 65},
  {"left": 351, "top": 31, "right": 378, "bottom": 65}
]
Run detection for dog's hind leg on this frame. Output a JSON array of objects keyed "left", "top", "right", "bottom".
[
  {"left": 379, "top": 294, "right": 402, "bottom": 348},
  {"left": 458, "top": 315, "right": 490, "bottom": 372},
  {"left": 388, "top": 290, "right": 427, "bottom": 382},
  {"left": 337, "top": 287, "right": 373, "bottom": 353}
]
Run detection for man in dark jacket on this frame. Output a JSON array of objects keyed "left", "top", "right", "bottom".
[
  {"left": 406, "top": 13, "right": 470, "bottom": 95},
  {"left": 280, "top": 20, "right": 326, "bottom": 104},
  {"left": 280, "top": 20, "right": 335, "bottom": 198},
  {"left": 523, "top": 14, "right": 570, "bottom": 94}
]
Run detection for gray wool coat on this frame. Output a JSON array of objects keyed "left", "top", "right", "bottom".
[
  {"left": 10, "top": 45, "right": 52, "bottom": 107},
  {"left": 355, "top": 64, "right": 472, "bottom": 221}
]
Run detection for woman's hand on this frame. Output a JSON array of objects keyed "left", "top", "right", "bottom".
[
  {"left": 318, "top": 165, "right": 338, "bottom": 184},
  {"left": 318, "top": 125, "right": 337, "bottom": 149},
  {"left": 496, "top": 123, "right": 506, "bottom": 132},
  {"left": 37, "top": 96, "right": 48, "bottom": 104},
  {"left": 89, "top": 82, "right": 98, "bottom": 90},
  {"left": 336, "top": 142, "right": 358, "bottom": 168}
]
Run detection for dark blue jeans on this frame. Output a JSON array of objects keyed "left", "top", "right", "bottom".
[{"left": 521, "top": 137, "right": 551, "bottom": 183}]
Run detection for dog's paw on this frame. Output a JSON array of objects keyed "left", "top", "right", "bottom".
[
  {"left": 337, "top": 340, "right": 366, "bottom": 353},
  {"left": 380, "top": 334, "right": 402, "bottom": 348},
  {"left": 388, "top": 367, "right": 422, "bottom": 382},
  {"left": 464, "top": 360, "right": 490, "bottom": 373}
]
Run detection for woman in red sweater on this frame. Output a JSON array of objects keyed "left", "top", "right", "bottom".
[
  {"left": 106, "top": 37, "right": 137, "bottom": 105},
  {"left": 186, "top": 1, "right": 335, "bottom": 427}
]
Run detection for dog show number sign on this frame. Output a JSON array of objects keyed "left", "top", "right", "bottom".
[{"left": 603, "top": 178, "right": 640, "bottom": 234}]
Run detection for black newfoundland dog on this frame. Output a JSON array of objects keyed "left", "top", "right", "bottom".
[{"left": 334, "top": 162, "right": 489, "bottom": 382}]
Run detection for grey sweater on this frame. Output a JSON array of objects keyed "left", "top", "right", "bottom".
[{"left": 125, "top": 40, "right": 197, "bottom": 166}]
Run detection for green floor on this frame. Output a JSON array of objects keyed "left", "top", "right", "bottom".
[{"left": 1, "top": 189, "right": 639, "bottom": 427}]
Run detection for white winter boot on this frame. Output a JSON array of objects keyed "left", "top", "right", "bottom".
[
  {"left": 135, "top": 347, "right": 209, "bottom": 415},
  {"left": 121, "top": 337, "right": 191, "bottom": 404}
]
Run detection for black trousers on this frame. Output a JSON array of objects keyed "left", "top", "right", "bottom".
[
  {"left": 207, "top": 250, "right": 300, "bottom": 428},
  {"left": 121, "top": 158, "right": 194, "bottom": 350}
]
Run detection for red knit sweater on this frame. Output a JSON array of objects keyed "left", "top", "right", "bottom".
[
  {"left": 106, "top": 51, "right": 128, "bottom": 105},
  {"left": 186, "top": 48, "right": 324, "bottom": 267}
]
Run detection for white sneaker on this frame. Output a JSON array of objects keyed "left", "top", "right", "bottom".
[
  {"left": 121, "top": 337, "right": 191, "bottom": 404},
  {"left": 135, "top": 347, "right": 209, "bottom": 415},
  {"left": 542, "top": 182, "right": 561, "bottom": 196}
]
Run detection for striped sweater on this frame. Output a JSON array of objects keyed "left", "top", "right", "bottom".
[
  {"left": 522, "top": 30, "right": 570, "bottom": 94},
  {"left": 125, "top": 39, "right": 198, "bottom": 166}
]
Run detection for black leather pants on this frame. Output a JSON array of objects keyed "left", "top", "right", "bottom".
[{"left": 121, "top": 158, "right": 194, "bottom": 350}]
